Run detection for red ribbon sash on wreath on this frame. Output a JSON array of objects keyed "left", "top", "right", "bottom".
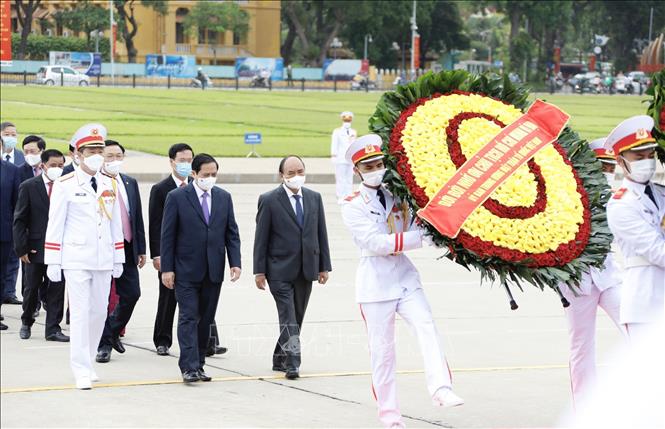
[{"left": 418, "top": 99, "right": 570, "bottom": 238}]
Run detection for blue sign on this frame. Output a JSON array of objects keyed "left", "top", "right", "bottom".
[
  {"left": 49, "top": 51, "right": 102, "bottom": 76},
  {"left": 145, "top": 54, "right": 196, "bottom": 78},
  {"left": 244, "top": 133, "right": 262, "bottom": 144},
  {"left": 235, "top": 57, "right": 284, "bottom": 81}
]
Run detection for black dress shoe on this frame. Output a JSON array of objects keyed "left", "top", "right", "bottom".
[
  {"left": 32, "top": 310, "right": 40, "bottom": 318},
  {"left": 96, "top": 349, "right": 111, "bottom": 363},
  {"left": 285, "top": 369, "right": 299, "bottom": 380},
  {"left": 272, "top": 363, "right": 287, "bottom": 372},
  {"left": 182, "top": 370, "right": 200, "bottom": 383},
  {"left": 41, "top": 301, "right": 47, "bottom": 311},
  {"left": 111, "top": 336, "right": 126, "bottom": 354},
  {"left": 46, "top": 332, "right": 70, "bottom": 342},
  {"left": 0, "top": 314, "right": 4, "bottom": 321},
  {"left": 205, "top": 345, "right": 228, "bottom": 357},
  {"left": 19, "top": 324, "right": 31, "bottom": 339},
  {"left": 156, "top": 345, "right": 170, "bottom": 356},
  {"left": 197, "top": 369, "right": 212, "bottom": 382},
  {"left": 0, "top": 322, "right": 7, "bottom": 330},
  {"left": 3, "top": 296, "right": 22, "bottom": 305}
]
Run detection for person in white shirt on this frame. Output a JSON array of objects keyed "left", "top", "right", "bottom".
[{"left": 331, "top": 111, "right": 357, "bottom": 202}]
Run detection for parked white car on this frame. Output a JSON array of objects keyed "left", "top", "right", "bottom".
[{"left": 36, "top": 66, "right": 90, "bottom": 86}]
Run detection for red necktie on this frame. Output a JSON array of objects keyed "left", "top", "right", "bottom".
[{"left": 47, "top": 181, "right": 53, "bottom": 198}]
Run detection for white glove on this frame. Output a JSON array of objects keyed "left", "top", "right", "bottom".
[
  {"left": 47, "top": 265, "right": 62, "bottom": 282},
  {"left": 112, "top": 263, "right": 124, "bottom": 279}
]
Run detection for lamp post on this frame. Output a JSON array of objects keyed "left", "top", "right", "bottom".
[
  {"left": 409, "top": 0, "right": 417, "bottom": 79},
  {"left": 392, "top": 41, "right": 406, "bottom": 81},
  {"left": 331, "top": 37, "right": 343, "bottom": 61},
  {"left": 364, "top": 34, "right": 373, "bottom": 61},
  {"left": 90, "top": 29, "right": 102, "bottom": 53}
]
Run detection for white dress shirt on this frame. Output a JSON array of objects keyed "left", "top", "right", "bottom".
[
  {"left": 113, "top": 174, "right": 130, "bottom": 215},
  {"left": 282, "top": 183, "right": 303, "bottom": 215},
  {"left": 172, "top": 173, "right": 187, "bottom": 189},
  {"left": 42, "top": 171, "right": 53, "bottom": 194},
  {"left": 3, "top": 148, "right": 15, "bottom": 164},
  {"left": 194, "top": 180, "right": 212, "bottom": 211}
]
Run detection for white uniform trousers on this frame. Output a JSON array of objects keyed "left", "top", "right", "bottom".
[
  {"left": 359, "top": 289, "right": 452, "bottom": 428},
  {"left": 64, "top": 269, "right": 112, "bottom": 382},
  {"left": 563, "top": 285, "right": 625, "bottom": 406},
  {"left": 334, "top": 163, "right": 354, "bottom": 200}
]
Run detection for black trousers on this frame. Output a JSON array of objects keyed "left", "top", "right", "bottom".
[
  {"left": 268, "top": 272, "right": 312, "bottom": 371},
  {"left": 174, "top": 275, "right": 221, "bottom": 372},
  {"left": 20, "top": 261, "right": 65, "bottom": 336},
  {"left": 99, "top": 241, "right": 140, "bottom": 349},
  {"left": 153, "top": 272, "right": 178, "bottom": 348}
]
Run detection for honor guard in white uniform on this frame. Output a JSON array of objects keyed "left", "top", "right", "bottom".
[
  {"left": 341, "top": 134, "right": 463, "bottom": 428},
  {"left": 331, "top": 111, "right": 357, "bottom": 202},
  {"left": 45, "top": 123, "right": 125, "bottom": 389},
  {"left": 605, "top": 115, "right": 665, "bottom": 339},
  {"left": 561, "top": 138, "right": 626, "bottom": 406}
]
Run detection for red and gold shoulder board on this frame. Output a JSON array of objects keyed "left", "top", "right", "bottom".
[
  {"left": 344, "top": 191, "right": 360, "bottom": 202},
  {"left": 612, "top": 188, "right": 627, "bottom": 199},
  {"left": 58, "top": 172, "right": 75, "bottom": 182}
]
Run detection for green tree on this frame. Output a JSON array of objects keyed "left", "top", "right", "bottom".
[
  {"left": 14, "top": 0, "right": 42, "bottom": 60},
  {"left": 182, "top": 1, "right": 249, "bottom": 62},
  {"left": 113, "top": 0, "right": 167, "bottom": 63},
  {"left": 53, "top": 1, "right": 109, "bottom": 41}
]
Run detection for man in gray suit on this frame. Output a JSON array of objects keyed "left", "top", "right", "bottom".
[{"left": 253, "top": 155, "right": 332, "bottom": 380}]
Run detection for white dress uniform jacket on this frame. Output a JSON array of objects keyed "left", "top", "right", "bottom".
[
  {"left": 606, "top": 179, "right": 665, "bottom": 324},
  {"left": 341, "top": 185, "right": 424, "bottom": 303},
  {"left": 331, "top": 126, "right": 357, "bottom": 165},
  {"left": 44, "top": 168, "right": 125, "bottom": 270}
]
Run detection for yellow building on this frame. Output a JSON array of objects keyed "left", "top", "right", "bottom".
[{"left": 10, "top": 0, "right": 281, "bottom": 64}]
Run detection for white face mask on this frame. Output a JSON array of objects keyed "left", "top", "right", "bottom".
[
  {"left": 104, "top": 160, "right": 123, "bottom": 176},
  {"left": 602, "top": 172, "right": 615, "bottom": 186},
  {"left": 342, "top": 122, "right": 352, "bottom": 129},
  {"left": 361, "top": 168, "right": 386, "bottom": 187},
  {"left": 83, "top": 154, "right": 104, "bottom": 172},
  {"left": 45, "top": 167, "right": 63, "bottom": 181},
  {"left": 196, "top": 176, "right": 216, "bottom": 191},
  {"left": 284, "top": 174, "right": 306, "bottom": 190},
  {"left": 25, "top": 153, "right": 42, "bottom": 167},
  {"left": 623, "top": 157, "right": 656, "bottom": 183}
]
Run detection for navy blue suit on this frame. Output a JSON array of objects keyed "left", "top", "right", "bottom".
[
  {"left": 62, "top": 162, "right": 75, "bottom": 176},
  {"left": 160, "top": 183, "right": 241, "bottom": 372},
  {"left": 1, "top": 160, "right": 20, "bottom": 303},
  {"left": 99, "top": 173, "right": 146, "bottom": 350},
  {"left": 2, "top": 150, "right": 23, "bottom": 301}
]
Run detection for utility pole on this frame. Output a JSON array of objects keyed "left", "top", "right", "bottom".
[
  {"left": 109, "top": 0, "right": 115, "bottom": 85},
  {"left": 648, "top": 7, "right": 654, "bottom": 42},
  {"left": 410, "top": 0, "right": 417, "bottom": 80}
]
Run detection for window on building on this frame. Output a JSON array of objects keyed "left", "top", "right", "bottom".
[
  {"left": 207, "top": 30, "right": 218, "bottom": 45},
  {"left": 175, "top": 8, "right": 188, "bottom": 44},
  {"left": 198, "top": 27, "right": 206, "bottom": 44},
  {"left": 233, "top": 31, "right": 241, "bottom": 46}
]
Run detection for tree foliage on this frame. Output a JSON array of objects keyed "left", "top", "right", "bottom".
[
  {"left": 11, "top": 33, "right": 110, "bottom": 61},
  {"left": 182, "top": 1, "right": 249, "bottom": 45},
  {"left": 113, "top": 0, "right": 167, "bottom": 63},
  {"left": 53, "top": 1, "right": 109, "bottom": 41},
  {"left": 15, "top": 0, "right": 42, "bottom": 60}
]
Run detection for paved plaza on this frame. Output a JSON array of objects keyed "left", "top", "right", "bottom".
[{"left": 1, "top": 162, "right": 626, "bottom": 427}]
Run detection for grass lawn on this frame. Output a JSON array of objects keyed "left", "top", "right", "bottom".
[{"left": 0, "top": 85, "right": 648, "bottom": 157}]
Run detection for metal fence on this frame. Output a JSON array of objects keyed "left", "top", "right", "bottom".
[{"left": 0, "top": 71, "right": 390, "bottom": 92}]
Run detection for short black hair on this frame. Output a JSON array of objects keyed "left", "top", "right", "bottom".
[
  {"left": 278, "top": 155, "right": 305, "bottom": 173},
  {"left": 168, "top": 143, "right": 194, "bottom": 160},
  {"left": 192, "top": 153, "right": 218, "bottom": 173},
  {"left": 105, "top": 139, "right": 125, "bottom": 153},
  {"left": 68, "top": 144, "right": 75, "bottom": 152},
  {"left": 41, "top": 149, "right": 65, "bottom": 164},
  {"left": 1, "top": 122, "right": 15, "bottom": 131},
  {"left": 22, "top": 135, "right": 46, "bottom": 150}
]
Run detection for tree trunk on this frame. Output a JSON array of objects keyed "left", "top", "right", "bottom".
[
  {"left": 285, "top": 3, "right": 309, "bottom": 54},
  {"left": 317, "top": 20, "right": 341, "bottom": 67},
  {"left": 507, "top": 5, "right": 522, "bottom": 72},
  {"left": 280, "top": 20, "right": 296, "bottom": 64},
  {"left": 116, "top": 1, "right": 139, "bottom": 63},
  {"left": 16, "top": 0, "right": 40, "bottom": 60}
]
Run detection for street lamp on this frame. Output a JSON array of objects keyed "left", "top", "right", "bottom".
[
  {"left": 392, "top": 41, "right": 406, "bottom": 81},
  {"left": 364, "top": 34, "right": 373, "bottom": 61},
  {"left": 330, "top": 37, "right": 343, "bottom": 61},
  {"left": 90, "top": 29, "right": 102, "bottom": 53}
]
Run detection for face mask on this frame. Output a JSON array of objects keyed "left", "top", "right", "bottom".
[
  {"left": 2, "top": 136, "right": 17, "bottom": 150},
  {"left": 622, "top": 157, "right": 656, "bottom": 183},
  {"left": 175, "top": 162, "right": 192, "bottom": 178},
  {"left": 602, "top": 172, "right": 615, "bottom": 186},
  {"left": 342, "top": 122, "right": 352, "bottom": 129},
  {"left": 45, "top": 167, "right": 63, "bottom": 181},
  {"left": 25, "top": 153, "right": 42, "bottom": 167},
  {"left": 83, "top": 154, "right": 104, "bottom": 172},
  {"left": 284, "top": 174, "right": 306, "bottom": 190},
  {"left": 196, "top": 176, "right": 216, "bottom": 191},
  {"left": 361, "top": 168, "right": 386, "bottom": 187},
  {"left": 104, "top": 160, "right": 123, "bottom": 176}
]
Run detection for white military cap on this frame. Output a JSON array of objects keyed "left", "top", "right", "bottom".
[
  {"left": 589, "top": 137, "right": 616, "bottom": 164},
  {"left": 70, "top": 123, "right": 107, "bottom": 151},
  {"left": 604, "top": 115, "right": 657, "bottom": 155},
  {"left": 340, "top": 111, "right": 354, "bottom": 119},
  {"left": 345, "top": 134, "right": 384, "bottom": 165}
]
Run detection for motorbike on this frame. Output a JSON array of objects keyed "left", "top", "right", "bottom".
[
  {"left": 250, "top": 70, "right": 272, "bottom": 88},
  {"left": 190, "top": 76, "right": 213, "bottom": 89},
  {"left": 351, "top": 74, "right": 376, "bottom": 91}
]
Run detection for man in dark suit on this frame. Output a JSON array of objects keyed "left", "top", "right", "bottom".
[
  {"left": 1, "top": 122, "right": 23, "bottom": 305},
  {"left": 161, "top": 153, "right": 241, "bottom": 383},
  {"left": 1, "top": 136, "right": 21, "bottom": 330},
  {"left": 62, "top": 144, "right": 77, "bottom": 176},
  {"left": 96, "top": 140, "right": 147, "bottom": 362},
  {"left": 13, "top": 149, "right": 69, "bottom": 341},
  {"left": 17, "top": 135, "right": 46, "bottom": 183},
  {"left": 253, "top": 155, "right": 332, "bottom": 380}
]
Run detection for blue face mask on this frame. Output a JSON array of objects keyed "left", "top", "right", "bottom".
[
  {"left": 175, "top": 162, "right": 192, "bottom": 178},
  {"left": 2, "top": 136, "right": 18, "bottom": 151}
]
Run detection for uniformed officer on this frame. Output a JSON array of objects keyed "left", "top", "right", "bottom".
[
  {"left": 561, "top": 137, "right": 626, "bottom": 406},
  {"left": 331, "top": 111, "right": 357, "bottom": 202},
  {"left": 45, "top": 123, "right": 125, "bottom": 390},
  {"left": 605, "top": 115, "right": 665, "bottom": 339},
  {"left": 341, "top": 134, "right": 463, "bottom": 428}
]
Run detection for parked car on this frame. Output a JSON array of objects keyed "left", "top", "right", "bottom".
[{"left": 36, "top": 66, "right": 90, "bottom": 86}]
